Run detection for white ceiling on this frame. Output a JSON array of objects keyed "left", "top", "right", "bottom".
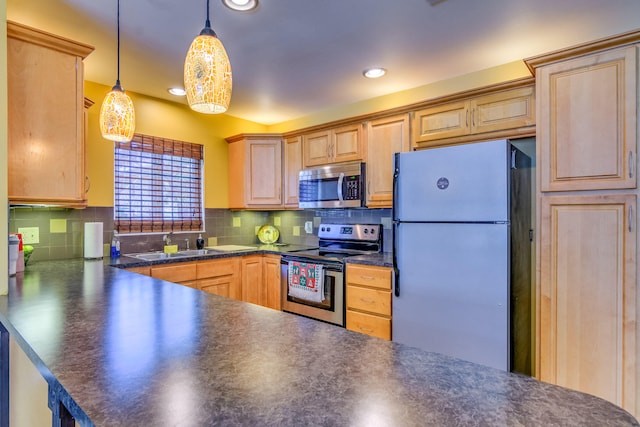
[{"left": 7, "top": 0, "right": 640, "bottom": 125}]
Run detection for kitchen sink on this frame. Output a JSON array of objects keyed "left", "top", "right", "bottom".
[{"left": 131, "top": 249, "right": 210, "bottom": 261}]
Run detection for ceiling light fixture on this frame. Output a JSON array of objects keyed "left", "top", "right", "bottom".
[
  {"left": 168, "top": 87, "right": 187, "bottom": 96},
  {"left": 222, "top": 0, "right": 258, "bottom": 12},
  {"left": 184, "top": 0, "right": 232, "bottom": 114},
  {"left": 363, "top": 67, "right": 387, "bottom": 79},
  {"left": 99, "top": 0, "right": 135, "bottom": 142}
]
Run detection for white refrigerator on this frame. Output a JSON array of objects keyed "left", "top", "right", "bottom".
[{"left": 392, "top": 139, "right": 532, "bottom": 372}]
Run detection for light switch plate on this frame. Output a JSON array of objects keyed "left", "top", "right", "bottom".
[
  {"left": 232, "top": 217, "right": 241, "bottom": 227},
  {"left": 293, "top": 226, "right": 301, "bottom": 236},
  {"left": 18, "top": 227, "right": 40, "bottom": 244},
  {"left": 50, "top": 219, "right": 67, "bottom": 233},
  {"left": 274, "top": 216, "right": 281, "bottom": 226},
  {"left": 304, "top": 221, "right": 313, "bottom": 234}
]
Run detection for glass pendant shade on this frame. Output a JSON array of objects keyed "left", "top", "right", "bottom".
[
  {"left": 184, "top": 30, "right": 232, "bottom": 114},
  {"left": 100, "top": 84, "right": 135, "bottom": 142}
]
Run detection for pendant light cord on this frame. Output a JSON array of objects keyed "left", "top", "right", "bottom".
[
  {"left": 206, "top": 0, "right": 211, "bottom": 29},
  {"left": 116, "top": 0, "right": 121, "bottom": 87}
]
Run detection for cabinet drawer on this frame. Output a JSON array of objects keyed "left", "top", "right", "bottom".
[
  {"left": 346, "top": 264, "right": 391, "bottom": 289},
  {"left": 151, "top": 262, "right": 197, "bottom": 282},
  {"left": 346, "top": 310, "right": 391, "bottom": 340},
  {"left": 197, "top": 257, "right": 239, "bottom": 279},
  {"left": 346, "top": 286, "right": 391, "bottom": 316}
]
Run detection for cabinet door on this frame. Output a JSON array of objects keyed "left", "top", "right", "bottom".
[
  {"left": 7, "top": 24, "right": 92, "bottom": 207},
  {"left": 125, "top": 266, "right": 151, "bottom": 276},
  {"left": 247, "top": 139, "right": 282, "bottom": 206},
  {"left": 263, "top": 255, "right": 282, "bottom": 310},
  {"left": 241, "top": 255, "right": 264, "bottom": 305},
  {"left": 284, "top": 136, "right": 302, "bottom": 208},
  {"left": 332, "top": 123, "right": 363, "bottom": 164},
  {"left": 470, "top": 86, "right": 535, "bottom": 135},
  {"left": 303, "top": 130, "right": 331, "bottom": 167},
  {"left": 151, "top": 262, "right": 197, "bottom": 284},
  {"left": 197, "top": 258, "right": 241, "bottom": 300},
  {"left": 538, "top": 194, "right": 636, "bottom": 411},
  {"left": 365, "top": 114, "right": 410, "bottom": 207},
  {"left": 538, "top": 46, "right": 636, "bottom": 191},
  {"left": 412, "top": 100, "right": 469, "bottom": 143}
]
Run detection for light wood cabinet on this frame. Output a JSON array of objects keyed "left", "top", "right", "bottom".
[
  {"left": 197, "top": 257, "right": 241, "bottom": 299},
  {"left": 151, "top": 262, "right": 198, "bottom": 288},
  {"left": 538, "top": 194, "right": 636, "bottom": 411},
  {"left": 263, "top": 254, "right": 282, "bottom": 310},
  {"left": 525, "top": 31, "right": 640, "bottom": 418},
  {"left": 412, "top": 84, "right": 535, "bottom": 149},
  {"left": 7, "top": 21, "right": 94, "bottom": 207},
  {"left": 283, "top": 136, "right": 302, "bottom": 208},
  {"left": 125, "top": 266, "right": 151, "bottom": 276},
  {"left": 536, "top": 46, "right": 636, "bottom": 192},
  {"left": 303, "top": 123, "right": 363, "bottom": 167},
  {"left": 241, "top": 254, "right": 282, "bottom": 309},
  {"left": 365, "top": 114, "right": 410, "bottom": 208},
  {"left": 346, "top": 264, "right": 392, "bottom": 340},
  {"left": 227, "top": 134, "right": 283, "bottom": 209}
]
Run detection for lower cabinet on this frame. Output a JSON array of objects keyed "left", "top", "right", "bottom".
[
  {"left": 132, "top": 255, "right": 281, "bottom": 310},
  {"left": 345, "top": 263, "right": 392, "bottom": 340},
  {"left": 538, "top": 194, "right": 636, "bottom": 413},
  {"left": 150, "top": 262, "right": 198, "bottom": 288},
  {"left": 241, "top": 254, "right": 282, "bottom": 309},
  {"left": 197, "top": 257, "right": 242, "bottom": 299}
]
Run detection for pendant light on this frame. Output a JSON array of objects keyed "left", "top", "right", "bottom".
[
  {"left": 184, "top": 0, "right": 232, "bottom": 114},
  {"left": 100, "top": 0, "right": 135, "bottom": 142}
]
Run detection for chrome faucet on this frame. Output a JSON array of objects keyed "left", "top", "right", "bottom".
[
  {"left": 163, "top": 232, "right": 173, "bottom": 246},
  {"left": 185, "top": 239, "right": 190, "bottom": 250}
]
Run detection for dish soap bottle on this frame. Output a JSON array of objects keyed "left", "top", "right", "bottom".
[
  {"left": 196, "top": 234, "right": 205, "bottom": 250},
  {"left": 111, "top": 231, "right": 121, "bottom": 258}
]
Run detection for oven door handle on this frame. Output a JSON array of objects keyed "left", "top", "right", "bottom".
[{"left": 337, "top": 172, "right": 345, "bottom": 201}]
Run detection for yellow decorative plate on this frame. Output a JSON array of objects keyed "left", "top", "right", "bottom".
[{"left": 258, "top": 225, "right": 279, "bottom": 244}]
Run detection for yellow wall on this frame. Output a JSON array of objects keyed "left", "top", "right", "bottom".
[
  {"left": 84, "top": 81, "right": 267, "bottom": 208},
  {"left": 267, "top": 60, "right": 531, "bottom": 133}
]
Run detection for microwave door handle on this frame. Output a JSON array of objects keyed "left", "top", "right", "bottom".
[{"left": 337, "top": 172, "right": 345, "bottom": 201}]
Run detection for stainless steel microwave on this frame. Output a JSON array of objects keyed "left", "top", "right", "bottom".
[{"left": 298, "top": 162, "right": 365, "bottom": 209}]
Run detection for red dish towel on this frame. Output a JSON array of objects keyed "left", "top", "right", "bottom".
[{"left": 288, "top": 261, "right": 324, "bottom": 303}]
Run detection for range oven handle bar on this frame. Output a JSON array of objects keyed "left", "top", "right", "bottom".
[{"left": 280, "top": 256, "right": 344, "bottom": 272}]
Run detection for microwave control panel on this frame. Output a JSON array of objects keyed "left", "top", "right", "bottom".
[{"left": 344, "top": 175, "right": 361, "bottom": 200}]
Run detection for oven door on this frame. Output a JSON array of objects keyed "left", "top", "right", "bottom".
[{"left": 281, "top": 256, "right": 345, "bottom": 326}]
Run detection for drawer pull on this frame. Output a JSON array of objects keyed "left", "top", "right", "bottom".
[
  {"left": 359, "top": 298, "right": 376, "bottom": 303},
  {"left": 358, "top": 327, "right": 375, "bottom": 333},
  {"left": 359, "top": 275, "right": 376, "bottom": 280}
]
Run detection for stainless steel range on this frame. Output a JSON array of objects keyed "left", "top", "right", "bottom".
[{"left": 280, "top": 223, "right": 382, "bottom": 326}]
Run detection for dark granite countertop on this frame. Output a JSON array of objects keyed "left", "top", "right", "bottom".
[
  {"left": 0, "top": 259, "right": 637, "bottom": 426},
  {"left": 111, "top": 243, "right": 319, "bottom": 268},
  {"left": 344, "top": 252, "right": 393, "bottom": 267}
]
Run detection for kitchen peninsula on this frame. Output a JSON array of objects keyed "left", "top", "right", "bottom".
[{"left": 0, "top": 260, "right": 637, "bottom": 426}]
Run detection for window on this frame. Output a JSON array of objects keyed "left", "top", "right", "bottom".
[{"left": 114, "top": 134, "right": 204, "bottom": 233}]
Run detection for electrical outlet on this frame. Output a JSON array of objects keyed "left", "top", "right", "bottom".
[
  {"left": 18, "top": 227, "right": 39, "bottom": 244},
  {"left": 293, "top": 226, "right": 301, "bottom": 236},
  {"left": 304, "top": 221, "right": 313, "bottom": 234},
  {"left": 274, "top": 216, "right": 281, "bottom": 226},
  {"left": 381, "top": 217, "right": 392, "bottom": 229},
  {"left": 232, "top": 217, "right": 241, "bottom": 227}
]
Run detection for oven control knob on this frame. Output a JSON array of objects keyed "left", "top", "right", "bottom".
[
  {"left": 364, "top": 229, "right": 368, "bottom": 234},
  {"left": 370, "top": 228, "right": 376, "bottom": 234},
  {"left": 326, "top": 226, "right": 331, "bottom": 232}
]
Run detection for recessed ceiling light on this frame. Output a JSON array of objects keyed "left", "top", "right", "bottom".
[
  {"left": 363, "top": 67, "right": 387, "bottom": 79},
  {"left": 222, "top": 0, "right": 258, "bottom": 11},
  {"left": 168, "top": 87, "right": 187, "bottom": 96}
]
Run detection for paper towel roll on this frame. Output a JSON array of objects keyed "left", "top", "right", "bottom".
[{"left": 84, "top": 222, "right": 104, "bottom": 259}]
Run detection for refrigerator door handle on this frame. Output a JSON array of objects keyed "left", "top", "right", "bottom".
[
  {"left": 392, "top": 153, "right": 400, "bottom": 221},
  {"left": 393, "top": 221, "right": 400, "bottom": 297}
]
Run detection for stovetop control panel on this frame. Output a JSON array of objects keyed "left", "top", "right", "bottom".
[{"left": 317, "top": 223, "right": 381, "bottom": 242}]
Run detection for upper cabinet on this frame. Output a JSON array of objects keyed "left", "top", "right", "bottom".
[
  {"left": 412, "top": 81, "right": 535, "bottom": 149},
  {"left": 283, "top": 135, "right": 302, "bottom": 209},
  {"left": 227, "top": 134, "right": 283, "bottom": 209},
  {"left": 303, "top": 123, "right": 364, "bottom": 167},
  {"left": 7, "top": 21, "right": 94, "bottom": 207},
  {"left": 365, "top": 114, "right": 410, "bottom": 208},
  {"left": 534, "top": 45, "right": 637, "bottom": 192}
]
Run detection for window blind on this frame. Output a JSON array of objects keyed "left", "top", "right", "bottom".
[{"left": 114, "top": 134, "right": 204, "bottom": 233}]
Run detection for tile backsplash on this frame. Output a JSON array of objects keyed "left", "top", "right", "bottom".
[{"left": 9, "top": 207, "right": 392, "bottom": 262}]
